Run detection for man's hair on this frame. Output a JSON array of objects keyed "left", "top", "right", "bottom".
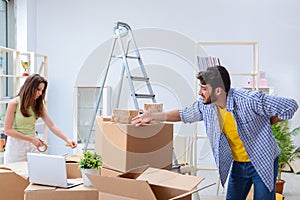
[{"left": 196, "top": 65, "right": 231, "bottom": 93}]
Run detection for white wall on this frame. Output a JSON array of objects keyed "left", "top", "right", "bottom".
[{"left": 26, "top": 0, "right": 300, "bottom": 153}]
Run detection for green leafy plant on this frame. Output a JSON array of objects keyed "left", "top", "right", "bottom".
[
  {"left": 272, "top": 120, "right": 300, "bottom": 181},
  {"left": 78, "top": 151, "right": 102, "bottom": 170}
]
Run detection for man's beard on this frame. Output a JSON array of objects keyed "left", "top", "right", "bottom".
[{"left": 202, "top": 92, "right": 217, "bottom": 105}]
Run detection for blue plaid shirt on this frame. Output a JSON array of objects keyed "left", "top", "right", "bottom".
[{"left": 179, "top": 88, "right": 298, "bottom": 191}]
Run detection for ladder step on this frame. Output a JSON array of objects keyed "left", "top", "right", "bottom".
[
  {"left": 111, "top": 55, "right": 139, "bottom": 59},
  {"left": 126, "top": 55, "right": 139, "bottom": 59},
  {"left": 134, "top": 94, "right": 155, "bottom": 99},
  {"left": 130, "top": 76, "right": 149, "bottom": 81},
  {"left": 111, "top": 55, "right": 123, "bottom": 59}
]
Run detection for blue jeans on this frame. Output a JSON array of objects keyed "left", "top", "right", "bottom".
[{"left": 226, "top": 157, "right": 278, "bottom": 200}]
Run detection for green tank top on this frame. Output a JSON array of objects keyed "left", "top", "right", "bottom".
[{"left": 13, "top": 96, "right": 37, "bottom": 137}]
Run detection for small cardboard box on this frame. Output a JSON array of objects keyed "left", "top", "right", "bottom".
[
  {"left": 111, "top": 109, "right": 139, "bottom": 124},
  {"left": 87, "top": 166, "right": 204, "bottom": 200},
  {"left": 0, "top": 162, "right": 30, "bottom": 200},
  {"left": 144, "top": 103, "right": 163, "bottom": 113},
  {"left": 66, "top": 154, "right": 83, "bottom": 178},
  {"left": 95, "top": 116, "right": 173, "bottom": 172}
]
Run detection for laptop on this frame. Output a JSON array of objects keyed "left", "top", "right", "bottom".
[{"left": 27, "top": 153, "right": 82, "bottom": 188}]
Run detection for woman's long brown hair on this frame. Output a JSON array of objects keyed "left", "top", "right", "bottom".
[{"left": 17, "top": 74, "right": 48, "bottom": 118}]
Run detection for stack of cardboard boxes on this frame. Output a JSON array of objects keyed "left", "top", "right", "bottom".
[
  {"left": 1, "top": 106, "right": 209, "bottom": 199},
  {"left": 90, "top": 107, "right": 207, "bottom": 199}
]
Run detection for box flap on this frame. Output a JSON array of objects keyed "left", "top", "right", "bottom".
[
  {"left": 169, "top": 183, "right": 216, "bottom": 200},
  {"left": 101, "top": 167, "right": 123, "bottom": 177},
  {"left": 0, "top": 168, "right": 30, "bottom": 200},
  {"left": 66, "top": 154, "right": 82, "bottom": 162},
  {"left": 137, "top": 167, "right": 203, "bottom": 191},
  {"left": 87, "top": 173, "right": 157, "bottom": 200},
  {"left": 0, "top": 161, "right": 28, "bottom": 179},
  {"left": 118, "top": 165, "right": 149, "bottom": 179}
]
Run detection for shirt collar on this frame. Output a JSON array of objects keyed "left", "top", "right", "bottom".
[{"left": 226, "top": 88, "right": 234, "bottom": 111}]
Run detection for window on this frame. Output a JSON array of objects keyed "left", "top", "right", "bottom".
[
  {"left": 0, "top": 0, "right": 15, "bottom": 97},
  {"left": 0, "top": 0, "right": 8, "bottom": 47}
]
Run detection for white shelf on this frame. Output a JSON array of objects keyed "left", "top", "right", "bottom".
[
  {"left": 194, "top": 41, "right": 261, "bottom": 196},
  {"left": 0, "top": 74, "right": 24, "bottom": 78},
  {"left": 243, "top": 87, "right": 274, "bottom": 95},
  {"left": 0, "top": 100, "right": 10, "bottom": 104},
  {"left": 0, "top": 45, "right": 49, "bottom": 145}
]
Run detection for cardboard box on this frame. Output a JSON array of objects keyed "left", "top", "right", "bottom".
[
  {"left": 111, "top": 109, "right": 138, "bottom": 124},
  {"left": 0, "top": 157, "right": 83, "bottom": 200},
  {"left": 24, "top": 183, "right": 99, "bottom": 200},
  {"left": 66, "top": 162, "right": 82, "bottom": 178},
  {"left": 144, "top": 103, "right": 163, "bottom": 113},
  {"left": 95, "top": 116, "right": 173, "bottom": 172},
  {"left": 0, "top": 162, "right": 30, "bottom": 200},
  {"left": 87, "top": 166, "right": 204, "bottom": 200},
  {"left": 66, "top": 154, "right": 83, "bottom": 178}
]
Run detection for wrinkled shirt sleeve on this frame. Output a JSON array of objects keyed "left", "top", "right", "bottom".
[
  {"left": 179, "top": 100, "right": 203, "bottom": 123},
  {"left": 259, "top": 92, "right": 298, "bottom": 120}
]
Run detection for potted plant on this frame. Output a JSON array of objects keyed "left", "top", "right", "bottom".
[
  {"left": 272, "top": 120, "right": 300, "bottom": 194},
  {"left": 78, "top": 151, "right": 102, "bottom": 187}
]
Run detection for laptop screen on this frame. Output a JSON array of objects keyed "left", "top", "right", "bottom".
[{"left": 27, "top": 153, "right": 68, "bottom": 187}]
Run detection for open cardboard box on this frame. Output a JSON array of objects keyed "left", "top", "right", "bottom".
[
  {"left": 87, "top": 165, "right": 210, "bottom": 200},
  {"left": 95, "top": 116, "right": 174, "bottom": 172},
  {"left": 0, "top": 162, "right": 30, "bottom": 200}
]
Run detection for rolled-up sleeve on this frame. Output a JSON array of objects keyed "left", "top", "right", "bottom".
[{"left": 179, "top": 101, "right": 203, "bottom": 123}]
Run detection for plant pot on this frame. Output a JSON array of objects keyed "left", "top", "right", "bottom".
[
  {"left": 276, "top": 179, "right": 286, "bottom": 194},
  {"left": 81, "top": 168, "right": 99, "bottom": 187}
]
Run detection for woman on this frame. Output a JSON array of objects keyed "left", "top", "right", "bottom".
[{"left": 4, "top": 74, "right": 76, "bottom": 164}]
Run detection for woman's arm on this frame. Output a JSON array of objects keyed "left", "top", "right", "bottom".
[
  {"left": 41, "top": 106, "right": 77, "bottom": 148},
  {"left": 4, "top": 98, "right": 43, "bottom": 147}
]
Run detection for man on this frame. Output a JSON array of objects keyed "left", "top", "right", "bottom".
[{"left": 131, "top": 66, "right": 298, "bottom": 200}]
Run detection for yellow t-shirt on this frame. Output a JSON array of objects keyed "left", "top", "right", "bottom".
[
  {"left": 217, "top": 106, "right": 250, "bottom": 162},
  {"left": 13, "top": 96, "right": 37, "bottom": 137}
]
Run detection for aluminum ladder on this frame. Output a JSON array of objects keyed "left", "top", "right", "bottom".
[{"left": 84, "top": 22, "right": 156, "bottom": 151}]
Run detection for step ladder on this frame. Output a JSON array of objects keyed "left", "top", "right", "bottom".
[
  {"left": 113, "top": 21, "right": 156, "bottom": 109},
  {"left": 83, "top": 22, "right": 156, "bottom": 152}
]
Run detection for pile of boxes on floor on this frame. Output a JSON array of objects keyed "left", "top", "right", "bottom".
[{"left": 0, "top": 103, "right": 211, "bottom": 200}]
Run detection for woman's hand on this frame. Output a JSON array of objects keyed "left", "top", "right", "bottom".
[
  {"left": 31, "top": 137, "right": 44, "bottom": 148},
  {"left": 131, "top": 109, "right": 153, "bottom": 127},
  {"left": 66, "top": 139, "right": 77, "bottom": 148}
]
